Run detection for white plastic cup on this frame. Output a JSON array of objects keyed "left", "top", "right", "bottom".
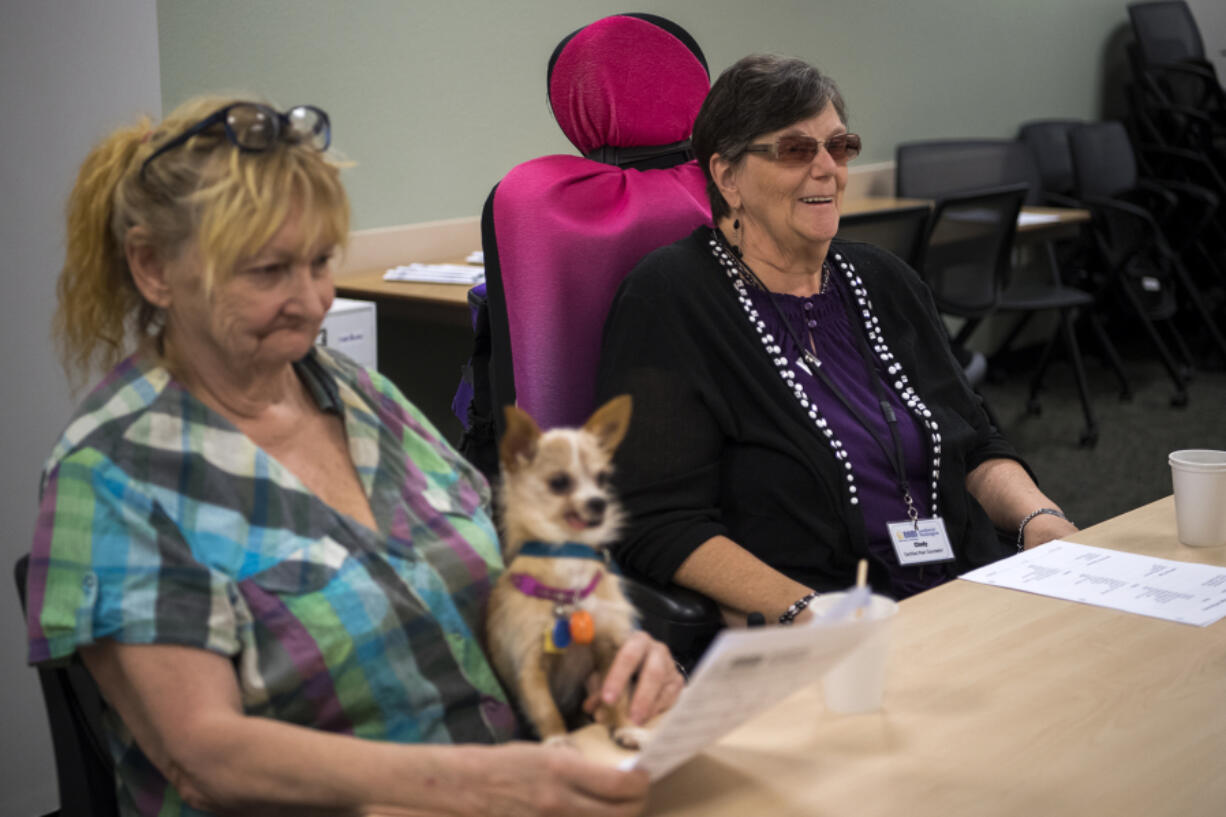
[
  {"left": 1169, "top": 449, "right": 1226, "bottom": 548},
  {"left": 809, "top": 592, "right": 898, "bottom": 714}
]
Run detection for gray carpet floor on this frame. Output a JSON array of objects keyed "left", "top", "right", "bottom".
[{"left": 977, "top": 340, "right": 1226, "bottom": 529}]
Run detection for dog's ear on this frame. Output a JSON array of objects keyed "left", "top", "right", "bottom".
[
  {"left": 500, "top": 405, "right": 541, "bottom": 472},
  {"left": 583, "top": 395, "right": 633, "bottom": 455}
]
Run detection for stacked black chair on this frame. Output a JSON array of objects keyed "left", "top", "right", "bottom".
[
  {"left": 1125, "top": 2, "right": 1226, "bottom": 170},
  {"left": 1068, "top": 121, "right": 1226, "bottom": 403},
  {"left": 896, "top": 139, "right": 1116, "bottom": 446},
  {"left": 15, "top": 555, "right": 120, "bottom": 817}
]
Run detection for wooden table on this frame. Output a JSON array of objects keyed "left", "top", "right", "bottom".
[
  {"left": 580, "top": 497, "right": 1226, "bottom": 816},
  {"left": 334, "top": 256, "right": 474, "bottom": 326}
]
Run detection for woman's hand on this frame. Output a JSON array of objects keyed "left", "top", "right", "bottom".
[
  {"left": 84, "top": 640, "right": 650, "bottom": 817},
  {"left": 1022, "top": 512, "right": 1078, "bottom": 550},
  {"left": 423, "top": 742, "right": 649, "bottom": 817},
  {"left": 583, "top": 631, "right": 684, "bottom": 725}
]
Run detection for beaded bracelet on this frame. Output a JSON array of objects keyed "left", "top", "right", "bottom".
[
  {"left": 778, "top": 591, "right": 819, "bottom": 625},
  {"left": 1016, "top": 507, "right": 1070, "bottom": 552}
]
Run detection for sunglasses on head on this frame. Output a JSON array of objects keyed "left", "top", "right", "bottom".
[
  {"left": 744, "top": 133, "right": 862, "bottom": 165},
  {"left": 140, "top": 102, "right": 331, "bottom": 178}
]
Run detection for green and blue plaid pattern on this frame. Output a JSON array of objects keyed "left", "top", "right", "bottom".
[{"left": 27, "top": 348, "right": 515, "bottom": 816}]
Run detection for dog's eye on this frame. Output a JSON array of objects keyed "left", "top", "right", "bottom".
[
  {"left": 595, "top": 470, "right": 613, "bottom": 487},
  {"left": 547, "top": 473, "right": 573, "bottom": 494}
]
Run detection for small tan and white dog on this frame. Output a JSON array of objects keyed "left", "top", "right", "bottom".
[{"left": 485, "top": 395, "right": 645, "bottom": 748}]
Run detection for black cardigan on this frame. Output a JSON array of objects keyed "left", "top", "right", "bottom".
[{"left": 596, "top": 228, "right": 1025, "bottom": 598}]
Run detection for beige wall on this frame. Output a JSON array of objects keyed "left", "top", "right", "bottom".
[
  {"left": 1, "top": 3, "right": 162, "bottom": 814},
  {"left": 157, "top": 0, "right": 1165, "bottom": 230}
]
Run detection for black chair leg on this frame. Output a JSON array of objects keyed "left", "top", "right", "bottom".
[
  {"left": 1058, "top": 308, "right": 1098, "bottom": 447},
  {"left": 1025, "top": 322, "right": 1062, "bottom": 415},
  {"left": 1172, "top": 256, "right": 1226, "bottom": 361},
  {"left": 952, "top": 317, "right": 981, "bottom": 348},
  {"left": 994, "top": 311, "right": 1035, "bottom": 361},
  {"left": 1118, "top": 281, "right": 1189, "bottom": 406},
  {"left": 1084, "top": 310, "right": 1133, "bottom": 400}
]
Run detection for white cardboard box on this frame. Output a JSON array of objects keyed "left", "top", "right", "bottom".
[{"left": 319, "top": 297, "right": 377, "bottom": 370}]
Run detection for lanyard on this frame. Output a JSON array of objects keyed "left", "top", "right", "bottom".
[{"left": 735, "top": 250, "right": 921, "bottom": 526}]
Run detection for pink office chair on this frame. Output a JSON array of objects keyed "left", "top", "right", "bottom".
[{"left": 453, "top": 13, "right": 719, "bottom": 666}]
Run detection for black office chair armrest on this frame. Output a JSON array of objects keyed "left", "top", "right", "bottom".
[
  {"left": 1130, "top": 179, "right": 1181, "bottom": 211},
  {"left": 1151, "top": 178, "right": 1219, "bottom": 228},
  {"left": 1081, "top": 195, "right": 1158, "bottom": 230},
  {"left": 619, "top": 572, "right": 722, "bottom": 672},
  {"left": 1136, "top": 141, "right": 1226, "bottom": 189}
]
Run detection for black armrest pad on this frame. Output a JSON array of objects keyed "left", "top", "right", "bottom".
[{"left": 621, "top": 574, "right": 721, "bottom": 625}]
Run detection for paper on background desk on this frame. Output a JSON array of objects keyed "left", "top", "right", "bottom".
[
  {"left": 383, "top": 263, "right": 485, "bottom": 285},
  {"left": 960, "top": 540, "right": 1226, "bottom": 626},
  {"left": 1017, "top": 211, "right": 1063, "bottom": 227},
  {"left": 619, "top": 605, "right": 887, "bottom": 781}
]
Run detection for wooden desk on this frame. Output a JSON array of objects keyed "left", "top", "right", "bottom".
[
  {"left": 584, "top": 497, "right": 1226, "bottom": 816},
  {"left": 334, "top": 257, "right": 473, "bottom": 326},
  {"left": 1014, "top": 204, "right": 1091, "bottom": 242}
]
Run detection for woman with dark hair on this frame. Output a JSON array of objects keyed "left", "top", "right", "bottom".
[{"left": 598, "top": 55, "right": 1076, "bottom": 623}]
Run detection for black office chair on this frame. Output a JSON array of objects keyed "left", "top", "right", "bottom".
[
  {"left": 1019, "top": 119, "right": 1137, "bottom": 402},
  {"left": 898, "top": 140, "right": 1111, "bottom": 445},
  {"left": 1070, "top": 122, "right": 1226, "bottom": 376},
  {"left": 835, "top": 203, "right": 930, "bottom": 271},
  {"left": 15, "top": 555, "right": 119, "bottom": 817},
  {"left": 917, "top": 183, "right": 1028, "bottom": 341}
]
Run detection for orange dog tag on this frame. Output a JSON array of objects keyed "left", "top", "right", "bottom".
[{"left": 569, "top": 610, "right": 595, "bottom": 645}]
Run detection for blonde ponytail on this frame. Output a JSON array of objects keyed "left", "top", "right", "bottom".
[{"left": 54, "top": 118, "right": 152, "bottom": 386}]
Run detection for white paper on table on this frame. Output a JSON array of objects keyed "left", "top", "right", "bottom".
[
  {"left": 382, "top": 263, "right": 485, "bottom": 285},
  {"left": 619, "top": 602, "right": 888, "bottom": 781},
  {"left": 1017, "top": 211, "right": 1063, "bottom": 226},
  {"left": 959, "top": 540, "right": 1226, "bottom": 626}
]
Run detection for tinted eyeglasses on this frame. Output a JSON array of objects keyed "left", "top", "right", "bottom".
[
  {"left": 140, "top": 103, "right": 331, "bottom": 178},
  {"left": 744, "top": 133, "right": 862, "bottom": 165}
]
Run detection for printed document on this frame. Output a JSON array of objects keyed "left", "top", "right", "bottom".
[
  {"left": 620, "top": 600, "right": 887, "bottom": 781},
  {"left": 960, "top": 540, "right": 1226, "bottom": 626}
]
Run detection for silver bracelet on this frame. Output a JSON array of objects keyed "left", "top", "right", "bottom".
[
  {"left": 778, "top": 591, "right": 818, "bottom": 625},
  {"left": 1016, "top": 507, "right": 1069, "bottom": 552}
]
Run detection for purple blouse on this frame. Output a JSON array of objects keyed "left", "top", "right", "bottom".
[{"left": 746, "top": 271, "right": 948, "bottom": 596}]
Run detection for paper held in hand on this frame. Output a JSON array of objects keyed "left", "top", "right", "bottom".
[{"left": 620, "top": 586, "right": 888, "bottom": 781}]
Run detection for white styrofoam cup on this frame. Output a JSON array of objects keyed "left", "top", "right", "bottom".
[
  {"left": 809, "top": 592, "right": 898, "bottom": 714},
  {"left": 1169, "top": 449, "right": 1226, "bottom": 548}
]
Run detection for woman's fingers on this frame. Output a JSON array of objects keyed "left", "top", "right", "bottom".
[{"left": 599, "top": 632, "right": 684, "bottom": 724}]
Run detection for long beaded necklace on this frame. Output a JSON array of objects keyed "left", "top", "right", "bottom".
[{"left": 708, "top": 229, "right": 943, "bottom": 517}]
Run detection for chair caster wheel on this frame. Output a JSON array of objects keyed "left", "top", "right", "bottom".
[
  {"left": 1171, "top": 391, "right": 1189, "bottom": 408},
  {"left": 1025, "top": 399, "right": 1042, "bottom": 416},
  {"left": 1079, "top": 429, "right": 1099, "bottom": 448},
  {"left": 1118, "top": 390, "right": 1134, "bottom": 402}
]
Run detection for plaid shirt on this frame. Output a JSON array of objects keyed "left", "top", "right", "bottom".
[{"left": 26, "top": 348, "right": 516, "bottom": 816}]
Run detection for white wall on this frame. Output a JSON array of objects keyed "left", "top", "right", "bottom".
[
  {"left": 1187, "top": 0, "right": 1226, "bottom": 80},
  {"left": 0, "top": 2, "right": 161, "bottom": 814}
]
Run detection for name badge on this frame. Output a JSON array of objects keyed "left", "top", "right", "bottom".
[{"left": 887, "top": 517, "right": 956, "bottom": 565}]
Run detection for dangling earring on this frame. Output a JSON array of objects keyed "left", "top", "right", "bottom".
[{"left": 731, "top": 216, "right": 743, "bottom": 258}]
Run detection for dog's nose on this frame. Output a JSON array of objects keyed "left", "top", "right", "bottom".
[{"left": 585, "top": 497, "right": 607, "bottom": 519}]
